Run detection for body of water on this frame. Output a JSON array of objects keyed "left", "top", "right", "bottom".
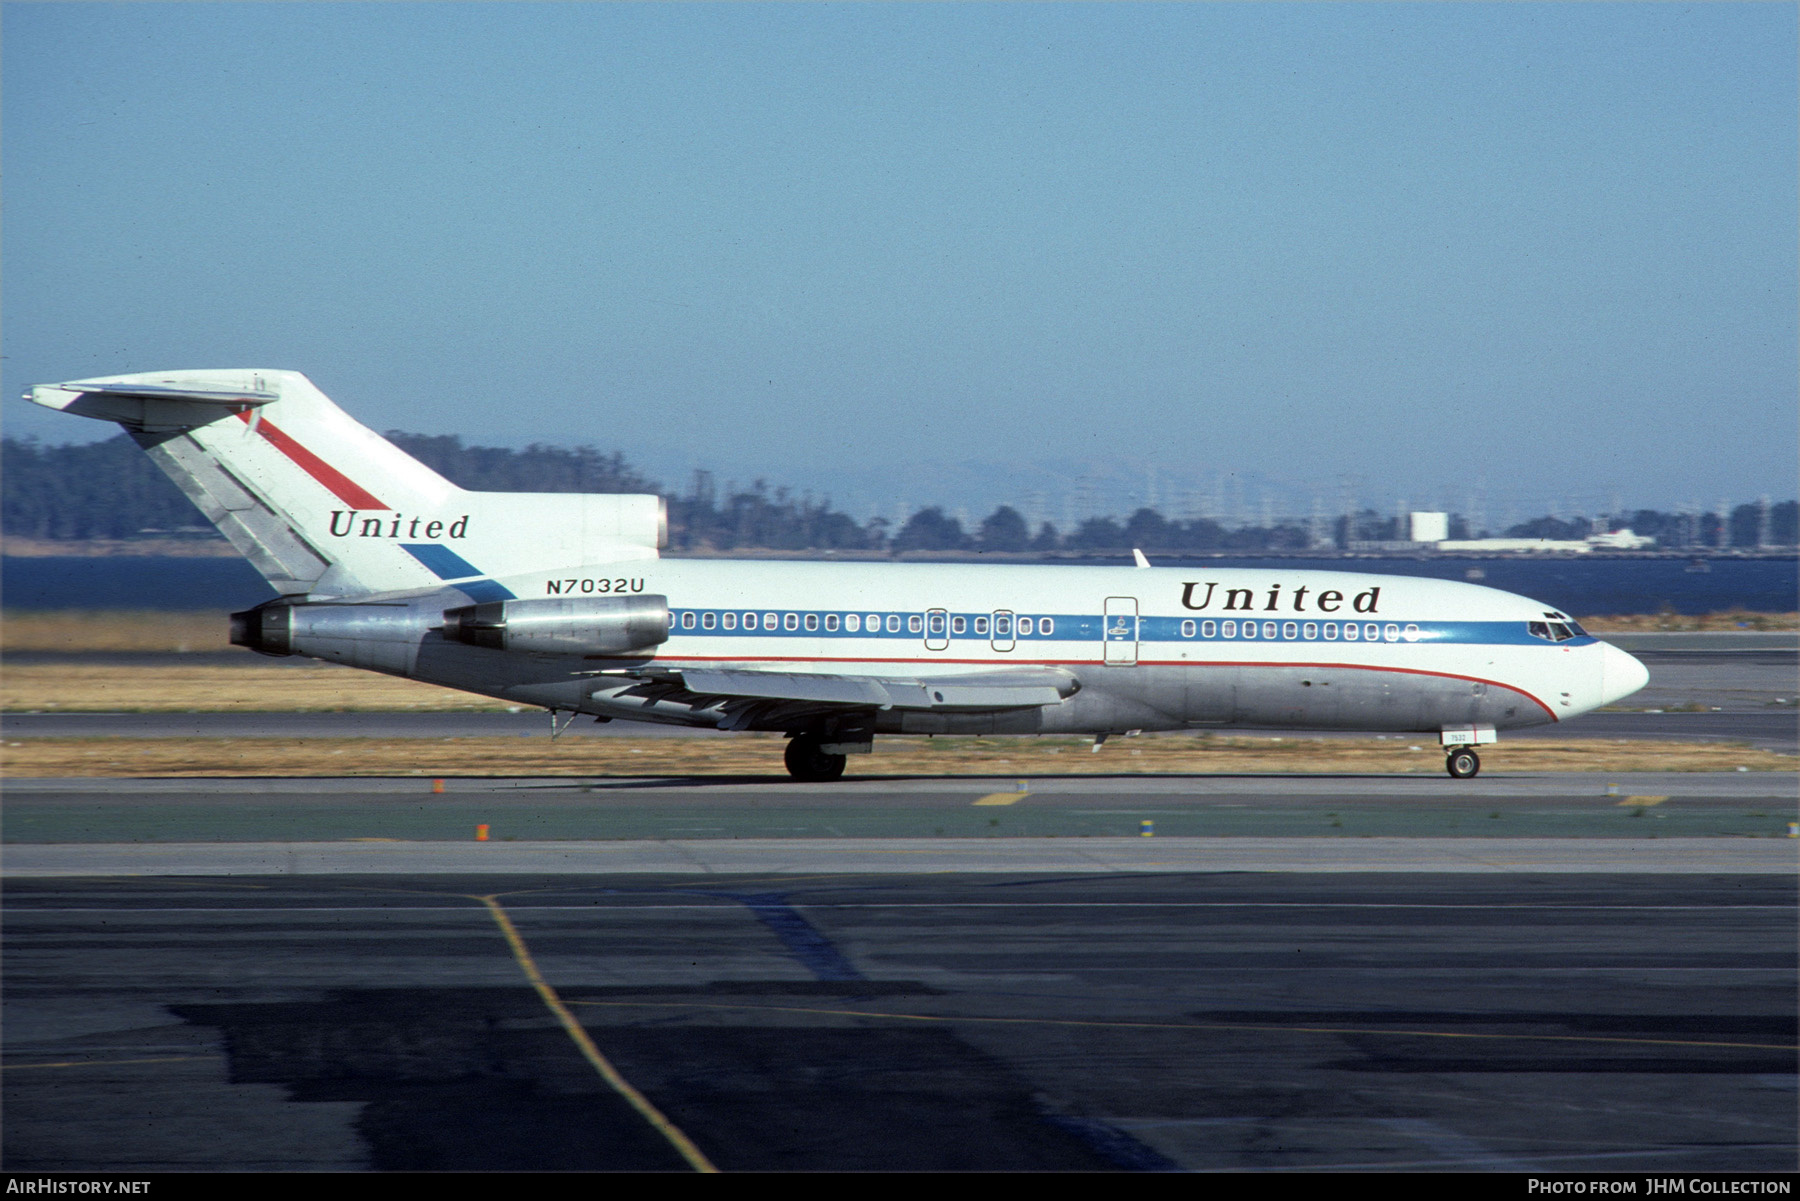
[{"left": 3, "top": 553, "right": 1794, "bottom": 615}]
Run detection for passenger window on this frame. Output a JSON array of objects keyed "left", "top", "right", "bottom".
[
  {"left": 825, "top": 614, "right": 839, "bottom": 632},
  {"left": 1221, "top": 620, "right": 1236, "bottom": 637},
  {"left": 1040, "top": 617, "right": 1054, "bottom": 636},
  {"left": 1243, "top": 622, "right": 1257, "bottom": 639},
  {"left": 908, "top": 614, "right": 923, "bottom": 634},
  {"left": 975, "top": 616, "right": 989, "bottom": 635},
  {"left": 1018, "top": 617, "right": 1033, "bottom": 636},
  {"left": 784, "top": 613, "right": 799, "bottom": 631},
  {"left": 742, "top": 613, "right": 758, "bottom": 631},
  {"left": 1201, "top": 620, "right": 1216, "bottom": 638},
  {"left": 1181, "top": 620, "right": 1196, "bottom": 638},
  {"left": 681, "top": 611, "right": 696, "bottom": 630},
  {"left": 1344, "top": 623, "right": 1359, "bottom": 641},
  {"left": 1303, "top": 622, "right": 1317, "bottom": 640},
  {"left": 1383, "top": 623, "right": 1399, "bottom": 642},
  {"left": 886, "top": 615, "right": 900, "bottom": 633},
  {"left": 868, "top": 613, "right": 882, "bottom": 631},
  {"left": 723, "top": 611, "right": 737, "bottom": 630},
  {"left": 1365, "top": 623, "right": 1380, "bottom": 641},
  {"left": 845, "top": 614, "right": 860, "bottom": 632},
  {"left": 995, "top": 615, "right": 1012, "bottom": 636},
  {"left": 1282, "top": 622, "right": 1298, "bottom": 640},
  {"left": 1262, "top": 622, "right": 1277, "bottom": 639},
  {"left": 765, "top": 613, "right": 779, "bottom": 630},
  {"left": 952, "top": 616, "right": 966, "bottom": 635},
  {"left": 927, "top": 612, "right": 945, "bottom": 635},
  {"left": 804, "top": 613, "right": 819, "bottom": 632},
  {"left": 701, "top": 612, "right": 716, "bottom": 630},
  {"left": 1323, "top": 623, "right": 1337, "bottom": 640},
  {"left": 1403, "top": 623, "right": 1419, "bottom": 642}
]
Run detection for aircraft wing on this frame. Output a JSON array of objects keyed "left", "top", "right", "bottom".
[{"left": 648, "top": 666, "right": 1078, "bottom": 712}]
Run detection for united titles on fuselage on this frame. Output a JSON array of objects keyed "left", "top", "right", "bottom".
[{"left": 1180, "top": 581, "right": 1381, "bottom": 614}]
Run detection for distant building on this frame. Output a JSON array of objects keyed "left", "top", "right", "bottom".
[
  {"left": 1432, "top": 528, "right": 1656, "bottom": 554},
  {"left": 1584, "top": 528, "right": 1656, "bottom": 550},
  {"left": 1409, "top": 511, "right": 1449, "bottom": 543}
]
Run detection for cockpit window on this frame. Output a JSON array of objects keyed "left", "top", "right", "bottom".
[
  {"left": 1529, "top": 621, "right": 1579, "bottom": 642},
  {"left": 1528, "top": 621, "right": 1550, "bottom": 641},
  {"left": 1564, "top": 620, "right": 1586, "bottom": 637}
]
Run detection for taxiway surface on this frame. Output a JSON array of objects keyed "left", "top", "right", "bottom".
[
  {"left": 4, "top": 768, "right": 1796, "bottom": 1172},
  {"left": 5, "top": 871, "right": 1794, "bottom": 1172},
  {"left": 6, "top": 770, "right": 1798, "bottom": 844}
]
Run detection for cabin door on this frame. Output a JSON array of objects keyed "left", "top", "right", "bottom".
[
  {"left": 1104, "top": 597, "right": 1138, "bottom": 665},
  {"left": 925, "top": 608, "right": 950, "bottom": 652}
]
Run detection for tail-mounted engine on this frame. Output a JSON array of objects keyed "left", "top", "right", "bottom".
[
  {"left": 229, "top": 601, "right": 298, "bottom": 657},
  {"left": 229, "top": 596, "right": 428, "bottom": 672},
  {"left": 441, "top": 594, "right": 669, "bottom": 655}
]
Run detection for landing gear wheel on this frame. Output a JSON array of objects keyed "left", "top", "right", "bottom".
[
  {"left": 784, "top": 735, "right": 847, "bottom": 782},
  {"left": 1445, "top": 747, "right": 1481, "bottom": 779}
]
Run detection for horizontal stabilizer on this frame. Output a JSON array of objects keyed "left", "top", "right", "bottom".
[
  {"left": 33, "top": 380, "right": 281, "bottom": 405},
  {"left": 29, "top": 371, "right": 285, "bottom": 431}
]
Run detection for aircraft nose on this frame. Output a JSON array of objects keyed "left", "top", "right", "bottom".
[{"left": 1598, "top": 641, "right": 1650, "bottom": 707}]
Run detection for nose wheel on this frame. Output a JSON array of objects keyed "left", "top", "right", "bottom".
[
  {"left": 784, "top": 735, "right": 847, "bottom": 782},
  {"left": 1445, "top": 746, "right": 1481, "bottom": 779}
]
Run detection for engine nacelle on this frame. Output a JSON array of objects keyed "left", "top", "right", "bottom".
[
  {"left": 230, "top": 596, "right": 434, "bottom": 673},
  {"left": 230, "top": 602, "right": 298, "bottom": 657},
  {"left": 441, "top": 594, "right": 669, "bottom": 655}
]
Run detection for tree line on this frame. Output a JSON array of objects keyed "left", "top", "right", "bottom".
[{"left": 4, "top": 432, "right": 1794, "bottom": 551}]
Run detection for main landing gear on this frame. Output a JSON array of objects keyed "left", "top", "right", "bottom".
[
  {"left": 784, "top": 734, "right": 847, "bottom": 782},
  {"left": 1445, "top": 745, "right": 1481, "bottom": 779}
]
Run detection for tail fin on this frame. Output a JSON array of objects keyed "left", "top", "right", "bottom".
[{"left": 28, "top": 370, "right": 664, "bottom": 598}]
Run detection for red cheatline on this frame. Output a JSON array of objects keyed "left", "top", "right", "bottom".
[{"left": 236, "top": 410, "right": 388, "bottom": 510}]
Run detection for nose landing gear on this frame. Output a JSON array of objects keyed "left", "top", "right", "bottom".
[{"left": 1445, "top": 746, "right": 1481, "bottom": 779}]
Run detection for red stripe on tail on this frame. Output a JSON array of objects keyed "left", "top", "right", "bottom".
[{"left": 237, "top": 411, "right": 389, "bottom": 510}]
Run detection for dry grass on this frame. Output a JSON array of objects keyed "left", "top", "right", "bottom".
[
  {"left": 3, "top": 611, "right": 238, "bottom": 654},
  {"left": 2, "top": 732, "right": 1790, "bottom": 779},
  {"left": 1578, "top": 611, "right": 1799, "bottom": 632},
  {"left": 2, "top": 662, "right": 513, "bottom": 712}
]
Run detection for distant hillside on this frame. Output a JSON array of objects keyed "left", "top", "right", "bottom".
[
  {"left": 3, "top": 433, "right": 1794, "bottom": 553},
  {"left": 0, "top": 431, "right": 665, "bottom": 542},
  {"left": 3, "top": 434, "right": 206, "bottom": 540}
]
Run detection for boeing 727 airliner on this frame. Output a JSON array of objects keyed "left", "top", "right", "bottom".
[{"left": 27, "top": 370, "right": 1650, "bottom": 780}]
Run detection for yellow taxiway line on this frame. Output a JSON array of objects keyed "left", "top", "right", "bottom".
[{"left": 476, "top": 893, "right": 719, "bottom": 1173}]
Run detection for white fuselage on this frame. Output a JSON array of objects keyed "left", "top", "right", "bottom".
[{"left": 377, "top": 557, "right": 1649, "bottom": 738}]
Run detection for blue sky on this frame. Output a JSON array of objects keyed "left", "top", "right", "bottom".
[{"left": 4, "top": 3, "right": 1794, "bottom": 523}]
